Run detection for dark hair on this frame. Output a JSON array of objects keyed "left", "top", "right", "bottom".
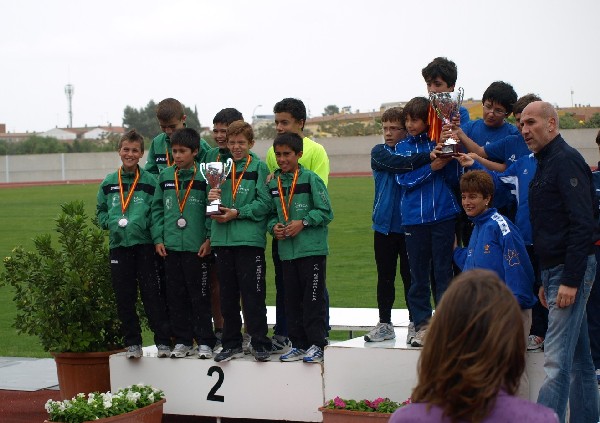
[
  {"left": 156, "top": 98, "right": 185, "bottom": 121},
  {"left": 213, "top": 108, "right": 244, "bottom": 125},
  {"left": 513, "top": 94, "right": 542, "bottom": 116},
  {"left": 422, "top": 57, "right": 458, "bottom": 88},
  {"left": 460, "top": 170, "right": 494, "bottom": 205},
  {"left": 411, "top": 269, "right": 525, "bottom": 422},
  {"left": 170, "top": 127, "right": 199, "bottom": 151},
  {"left": 404, "top": 97, "right": 430, "bottom": 123},
  {"left": 273, "top": 132, "right": 303, "bottom": 154},
  {"left": 482, "top": 81, "right": 518, "bottom": 116},
  {"left": 381, "top": 107, "right": 404, "bottom": 124},
  {"left": 273, "top": 98, "right": 307, "bottom": 129},
  {"left": 596, "top": 129, "right": 600, "bottom": 146},
  {"left": 119, "top": 129, "right": 144, "bottom": 153},
  {"left": 226, "top": 120, "right": 254, "bottom": 142}
]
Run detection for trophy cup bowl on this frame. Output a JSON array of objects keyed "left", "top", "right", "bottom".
[
  {"left": 199, "top": 159, "right": 233, "bottom": 216},
  {"left": 430, "top": 87, "right": 464, "bottom": 157}
]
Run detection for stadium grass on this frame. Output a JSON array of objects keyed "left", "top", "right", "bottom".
[{"left": 0, "top": 177, "right": 407, "bottom": 357}]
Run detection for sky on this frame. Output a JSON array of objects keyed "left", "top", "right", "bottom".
[{"left": 1, "top": 0, "right": 599, "bottom": 133}]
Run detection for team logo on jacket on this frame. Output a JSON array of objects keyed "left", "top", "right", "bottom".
[
  {"left": 165, "top": 197, "right": 173, "bottom": 210},
  {"left": 504, "top": 249, "right": 520, "bottom": 267},
  {"left": 483, "top": 245, "right": 490, "bottom": 254},
  {"left": 570, "top": 178, "right": 578, "bottom": 187},
  {"left": 111, "top": 196, "right": 120, "bottom": 207}
]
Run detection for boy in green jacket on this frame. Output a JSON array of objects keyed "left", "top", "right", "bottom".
[
  {"left": 96, "top": 129, "right": 171, "bottom": 359},
  {"left": 267, "top": 132, "right": 333, "bottom": 363},
  {"left": 207, "top": 120, "right": 273, "bottom": 362},
  {"left": 151, "top": 128, "right": 217, "bottom": 359}
]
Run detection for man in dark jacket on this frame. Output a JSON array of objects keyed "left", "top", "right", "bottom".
[{"left": 523, "top": 101, "right": 599, "bottom": 422}]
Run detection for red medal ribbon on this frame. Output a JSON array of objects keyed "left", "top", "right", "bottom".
[
  {"left": 118, "top": 167, "right": 140, "bottom": 215},
  {"left": 427, "top": 104, "right": 442, "bottom": 143},
  {"left": 174, "top": 164, "right": 197, "bottom": 215},
  {"left": 277, "top": 169, "right": 299, "bottom": 223},
  {"left": 165, "top": 147, "right": 172, "bottom": 167},
  {"left": 231, "top": 156, "right": 252, "bottom": 204}
]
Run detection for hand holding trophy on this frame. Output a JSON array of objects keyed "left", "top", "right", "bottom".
[
  {"left": 199, "top": 159, "right": 233, "bottom": 215},
  {"left": 429, "top": 87, "right": 464, "bottom": 157}
]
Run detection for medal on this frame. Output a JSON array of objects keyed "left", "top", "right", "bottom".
[
  {"left": 174, "top": 165, "right": 197, "bottom": 230},
  {"left": 176, "top": 217, "right": 187, "bottom": 229},
  {"left": 118, "top": 166, "right": 140, "bottom": 228},
  {"left": 118, "top": 217, "right": 128, "bottom": 227}
]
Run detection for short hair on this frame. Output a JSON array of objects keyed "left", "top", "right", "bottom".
[
  {"left": 513, "top": 93, "right": 542, "bottom": 116},
  {"left": 118, "top": 129, "right": 144, "bottom": 153},
  {"left": 213, "top": 108, "right": 244, "bottom": 125},
  {"left": 156, "top": 98, "right": 185, "bottom": 122},
  {"left": 226, "top": 120, "right": 254, "bottom": 142},
  {"left": 170, "top": 127, "right": 199, "bottom": 151},
  {"left": 421, "top": 57, "right": 458, "bottom": 88},
  {"left": 460, "top": 170, "right": 495, "bottom": 204},
  {"left": 596, "top": 129, "right": 600, "bottom": 146},
  {"left": 482, "top": 81, "right": 518, "bottom": 115},
  {"left": 381, "top": 107, "right": 404, "bottom": 124},
  {"left": 411, "top": 269, "right": 525, "bottom": 422},
  {"left": 273, "top": 132, "right": 303, "bottom": 154},
  {"left": 273, "top": 98, "right": 307, "bottom": 128},
  {"left": 404, "top": 97, "right": 430, "bottom": 123}
]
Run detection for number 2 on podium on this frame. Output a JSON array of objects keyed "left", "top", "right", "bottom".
[{"left": 207, "top": 366, "right": 225, "bottom": 402}]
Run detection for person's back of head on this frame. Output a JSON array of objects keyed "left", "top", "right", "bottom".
[
  {"left": 482, "top": 82, "right": 518, "bottom": 116},
  {"left": 422, "top": 57, "right": 458, "bottom": 89},
  {"left": 513, "top": 94, "right": 542, "bottom": 116},
  {"left": 156, "top": 98, "right": 185, "bottom": 122},
  {"left": 213, "top": 108, "right": 244, "bottom": 125},
  {"left": 170, "top": 127, "right": 200, "bottom": 151},
  {"left": 412, "top": 269, "right": 525, "bottom": 422}
]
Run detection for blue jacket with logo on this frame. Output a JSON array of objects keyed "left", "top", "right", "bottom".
[{"left": 454, "top": 208, "right": 537, "bottom": 309}]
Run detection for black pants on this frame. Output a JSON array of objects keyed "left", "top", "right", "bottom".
[
  {"left": 527, "top": 245, "right": 548, "bottom": 338},
  {"left": 374, "top": 231, "right": 412, "bottom": 323},
  {"left": 282, "top": 255, "right": 327, "bottom": 350},
  {"left": 215, "top": 246, "right": 270, "bottom": 351},
  {"left": 164, "top": 251, "right": 216, "bottom": 348},
  {"left": 110, "top": 244, "right": 171, "bottom": 346}
]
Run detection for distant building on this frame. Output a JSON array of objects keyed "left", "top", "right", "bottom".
[{"left": 40, "top": 125, "right": 126, "bottom": 142}]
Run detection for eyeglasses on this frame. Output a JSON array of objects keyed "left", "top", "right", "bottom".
[{"left": 483, "top": 103, "right": 508, "bottom": 117}]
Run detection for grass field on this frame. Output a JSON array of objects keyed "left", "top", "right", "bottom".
[{"left": 0, "top": 177, "right": 408, "bottom": 357}]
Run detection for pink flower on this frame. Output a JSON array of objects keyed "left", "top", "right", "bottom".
[{"left": 333, "top": 396, "right": 346, "bottom": 408}]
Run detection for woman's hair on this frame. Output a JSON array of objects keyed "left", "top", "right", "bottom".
[
  {"left": 460, "top": 170, "right": 494, "bottom": 204},
  {"left": 411, "top": 269, "right": 525, "bottom": 423}
]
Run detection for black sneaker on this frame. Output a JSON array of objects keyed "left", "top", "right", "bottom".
[
  {"left": 253, "top": 348, "right": 271, "bottom": 362},
  {"left": 214, "top": 347, "right": 244, "bottom": 362}
]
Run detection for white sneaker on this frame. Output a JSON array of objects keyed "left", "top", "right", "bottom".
[
  {"left": 411, "top": 328, "right": 427, "bottom": 347},
  {"left": 126, "top": 345, "right": 142, "bottom": 359},
  {"left": 406, "top": 322, "right": 416, "bottom": 344},
  {"left": 198, "top": 344, "right": 213, "bottom": 359},
  {"left": 171, "top": 344, "right": 193, "bottom": 358},
  {"left": 527, "top": 335, "right": 544, "bottom": 351},
  {"left": 364, "top": 322, "right": 395, "bottom": 342}
]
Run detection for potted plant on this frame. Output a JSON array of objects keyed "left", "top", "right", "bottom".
[
  {"left": 44, "top": 383, "right": 165, "bottom": 423},
  {"left": 319, "top": 396, "right": 411, "bottom": 422},
  {"left": 2, "top": 201, "right": 125, "bottom": 399}
]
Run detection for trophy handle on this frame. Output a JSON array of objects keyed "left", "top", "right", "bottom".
[
  {"left": 456, "top": 87, "right": 464, "bottom": 109},
  {"left": 199, "top": 162, "right": 207, "bottom": 182},
  {"left": 223, "top": 158, "right": 234, "bottom": 178}
]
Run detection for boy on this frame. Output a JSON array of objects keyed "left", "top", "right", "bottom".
[
  {"left": 395, "top": 97, "right": 461, "bottom": 347},
  {"left": 145, "top": 98, "right": 211, "bottom": 175},
  {"left": 365, "top": 107, "right": 414, "bottom": 343},
  {"left": 265, "top": 98, "right": 330, "bottom": 354},
  {"left": 267, "top": 132, "right": 333, "bottom": 363},
  {"left": 208, "top": 120, "right": 273, "bottom": 362},
  {"left": 96, "top": 129, "right": 171, "bottom": 359},
  {"left": 151, "top": 128, "right": 217, "bottom": 359}
]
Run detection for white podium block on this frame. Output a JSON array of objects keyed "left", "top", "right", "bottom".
[{"left": 110, "top": 353, "right": 324, "bottom": 421}]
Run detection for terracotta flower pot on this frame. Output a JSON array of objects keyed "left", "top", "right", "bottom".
[
  {"left": 44, "top": 398, "right": 165, "bottom": 423},
  {"left": 52, "top": 350, "right": 121, "bottom": 400},
  {"left": 319, "top": 406, "right": 392, "bottom": 422}
]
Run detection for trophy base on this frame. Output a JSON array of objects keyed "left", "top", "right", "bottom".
[
  {"left": 439, "top": 143, "right": 459, "bottom": 157},
  {"left": 205, "top": 203, "right": 224, "bottom": 216}
]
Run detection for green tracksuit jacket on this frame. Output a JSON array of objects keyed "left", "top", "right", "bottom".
[
  {"left": 145, "top": 132, "right": 211, "bottom": 175},
  {"left": 96, "top": 165, "right": 157, "bottom": 249},
  {"left": 267, "top": 165, "right": 333, "bottom": 260},
  {"left": 204, "top": 147, "right": 232, "bottom": 164}
]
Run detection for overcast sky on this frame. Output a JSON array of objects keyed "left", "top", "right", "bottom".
[{"left": 1, "top": 0, "right": 599, "bottom": 133}]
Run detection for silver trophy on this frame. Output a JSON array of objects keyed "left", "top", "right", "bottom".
[
  {"left": 429, "top": 87, "right": 464, "bottom": 157},
  {"left": 199, "top": 159, "right": 233, "bottom": 216}
]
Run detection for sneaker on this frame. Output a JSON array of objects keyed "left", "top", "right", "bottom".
[
  {"left": 242, "top": 333, "right": 252, "bottom": 355},
  {"left": 156, "top": 344, "right": 171, "bottom": 358},
  {"left": 253, "top": 348, "right": 271, "bottom": 362},
  {"left": 364, "top": 322, "right": 395, "bottom": 342},
  {"left": 214, "top": 331, "right": 223, "bottom": 354},
  {"left": 171, "top": 344, "right": 193, "bottom": 358},
  {"left": 280, "top": 347, "right": 306, "bottom": 362},
  {"left": 406, "top": 322, "right": 416, "bottom": 345},
  {"left": 303, "top": 345, "right": 324, "bottom": 363},
  {"left": 411, "top": 328, "right": 427, "bottom": 347},
  {"left": 214, "top": 347, "right": 244, "bottom": 362},
  {"left": 190, "top": 345, "right": 199, "bottom": 356},
  {"left": 126, "top": 345, "right": 142, "bottom": 359},
  {"left": 198, "top": 345, "right": 213, "bottom": 359},
  {"left": 527, "top": 335, "right": 544, "bottom": 351},
  {"left": 271, "top": 335, "right": 292, "bottom": 354}
]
